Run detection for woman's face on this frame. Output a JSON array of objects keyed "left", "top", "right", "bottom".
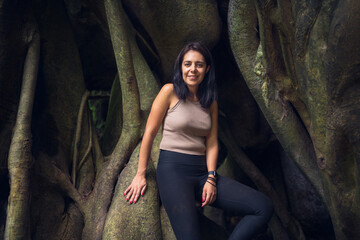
[{"left": 181, "top": 50, "right": 210, "bottom": 89}]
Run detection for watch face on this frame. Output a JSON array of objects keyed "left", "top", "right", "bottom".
[{"left": 209, "top": 171, "right": 217, "bottom": 177}]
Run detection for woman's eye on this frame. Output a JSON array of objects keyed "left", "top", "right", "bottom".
[
  {"left": 197, "top": 64, "right": 203, "bottom": 68},
  {"left": 184, "top": 63, "right": 190, "bottom": 67}
]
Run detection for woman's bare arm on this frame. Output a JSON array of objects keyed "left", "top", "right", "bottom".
[
  {"left": 202, "top": 101, "right": 219, "bottom": 207},
  {"left": 124, "top": 83, "right": 176, "bottom": 204}
]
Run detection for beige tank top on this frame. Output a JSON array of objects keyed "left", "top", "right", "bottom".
[{"left": 159, "top": 99, "right": 211, "bottom": 155}]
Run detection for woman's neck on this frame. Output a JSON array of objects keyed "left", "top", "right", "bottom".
[
  {"left": 187, "top": 92, "right": 199, "bottom": 102},
  {"left": 188, "top": 86, "right": 198, "bottom": 99}
]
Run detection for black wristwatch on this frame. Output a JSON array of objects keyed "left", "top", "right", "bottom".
[{"left": 208, "top": 171, "right": 217, "bottom": 178}]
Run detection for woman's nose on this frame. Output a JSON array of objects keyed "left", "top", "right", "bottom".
[{"left": 190, "top": 65, "right": 197, "bottom": 72}]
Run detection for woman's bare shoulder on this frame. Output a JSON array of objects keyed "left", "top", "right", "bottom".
[
  {"left": 159, "top": 83, "right": 176, "bottom": 98},
  {"left": 161, "top": 83, "right": 174, "bottom": 93},
  {"left": 159, "top": 83, "right": 178, "bottom": 108}
]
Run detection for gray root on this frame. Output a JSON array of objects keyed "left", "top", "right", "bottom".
[{"left": 5, "top": 29, "right": 40, "bottom": 240}]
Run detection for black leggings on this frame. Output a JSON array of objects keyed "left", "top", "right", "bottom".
[{"left": 157, "top": 150, "right": 273, "bottom": 240}]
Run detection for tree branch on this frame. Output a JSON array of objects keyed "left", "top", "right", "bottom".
[
  {"left": 92, "top": 119, "right": 105, "bottom": 178},
  {"left": 80, "top": 1, "right": 142, "bottom": 239},
  {"left": 101, "top": 0, "right": 142, "bottom": 192},
  {"left": 228, "top": 0, "right": 324, "bottom": 199},
  {"left": 255, "top": 0, "right": 304, "bottom": 117},
  {"left": 77, "top": 108, "right": 93, "bottom": 173},
  {"left": 102, "top": 0, "right": 142, "bottom": 188},
  {"left": 5, "top": 28, "right": 40, "bottom": 240},
  {"left": 72, "top": 90, "right": 90, "bottom": 186},
  {"left": 254, "top": 0, "right": 283, "bottom": 80},
  {"left": 228, "top": 1, "right": 323, "bottom": 238},
  {"left": 51, "top": 162, "right": 85, "bottom": 209},
  {"left": 272, "top": 0, "right": 297, "bottom": 85}
]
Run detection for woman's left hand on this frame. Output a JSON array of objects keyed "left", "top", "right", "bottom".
[{"left": 201, "top": 180, "right": 217, "bottom": 207}]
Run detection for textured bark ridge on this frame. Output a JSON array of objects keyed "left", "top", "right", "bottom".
[
  {"left": 5, "top": 21, "right": 40, "bottom": 240},
  {"left": 228, "top": 0, "right": 360, "bottom": 239},
  {"left": 1, "top": 0, "right": 359, "bottom": 239},
  {"left": 103, "top": 143, "right": 161, "bottom": 240}
]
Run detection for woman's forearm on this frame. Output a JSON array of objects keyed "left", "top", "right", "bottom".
[
  {"left": 206, "top": 101, "right": 219, "bottom": 172},
  {"left": 136, "top": 130, "right": 157, "bottom": 176},
  {"left": 206, "top": 140, "right": 218, "bottom": 172}
]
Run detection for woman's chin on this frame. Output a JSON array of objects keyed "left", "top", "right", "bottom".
[{"left": 185, "top": 80, "right": 203, "bottom": 87}]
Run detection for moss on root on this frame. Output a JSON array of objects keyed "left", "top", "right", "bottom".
[{"left": 103, "top": 143, "right": 161, "bottom": 240}]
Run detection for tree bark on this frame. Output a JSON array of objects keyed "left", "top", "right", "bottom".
[
  {"left": 229, "top": 0, "right": 360, "bottom": 239},
  {"left": 2, "top": 0, "right": 359, "bottom": 239},
  {"left": 5, "top": 26, "right": 40, "bottom": 240},
  {"left": 219, "top": 114, "right": 304, "bottom": 240},
  {"left": 79, "top": 0, "right": 142, "bottom": 239},
  {"left": 103, "top": 143, "right": 161, "bottom": 240}
]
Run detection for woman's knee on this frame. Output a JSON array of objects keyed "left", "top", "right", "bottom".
[{"left": 257, "top": 194, "right": 274, "bottom": 220}]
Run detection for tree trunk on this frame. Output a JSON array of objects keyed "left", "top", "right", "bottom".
[
  {"left": 1, "top": 0, "right": 358, "bottom": 239},
  {"left": 5, "top": 23, "right": 40, "bottom": 240},
  {"left": 229, "top": 0, "right": 360, "bottom": 238}
]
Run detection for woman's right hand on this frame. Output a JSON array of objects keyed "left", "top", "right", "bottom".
[{"left": 124, "top": 174, "right": 147, "bottom": 204}]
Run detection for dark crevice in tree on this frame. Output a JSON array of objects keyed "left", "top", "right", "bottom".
[
  {"left": 293, "top": 0, "right": 322, "bottom": 61},
  {"left": 219, "top": 113, "right": 305, "bottom": 239},
  {"left": 122, "top": 2, "right": 161, "bottom": 78},
  {"left": 88, "top": 91, "right": 110, "bottom": 139},
  {"left": 135, "top": 35, "right": 162, "bottom": 81},
  {"left": 0, "top": 170, "right": 9, "bottom": 239},
  {"left": 287, "top": 100, "right": 310, "bottom": 140}
]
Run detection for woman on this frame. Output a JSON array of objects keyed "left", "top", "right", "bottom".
[{"left": 124, "top": 42, "right": 273, "bottom": 240}]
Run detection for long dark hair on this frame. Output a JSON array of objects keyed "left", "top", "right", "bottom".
[{"left": 172, "top": 42, "right": 217, "bottom": 109}]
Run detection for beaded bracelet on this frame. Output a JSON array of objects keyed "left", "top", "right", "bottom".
[
  {"left": 206, "top": 176, "right": 217, "bottom": 187},
  {"left": 206, "top": 180, "right": 216, "bottom": 187},
  {"left": 207, "top": 176, "right": 217, "bottom": 183}
]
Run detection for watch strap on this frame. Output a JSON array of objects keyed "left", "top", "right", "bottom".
[{"left": 208, "top": 171, "right": 217, "bottom": 177}]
